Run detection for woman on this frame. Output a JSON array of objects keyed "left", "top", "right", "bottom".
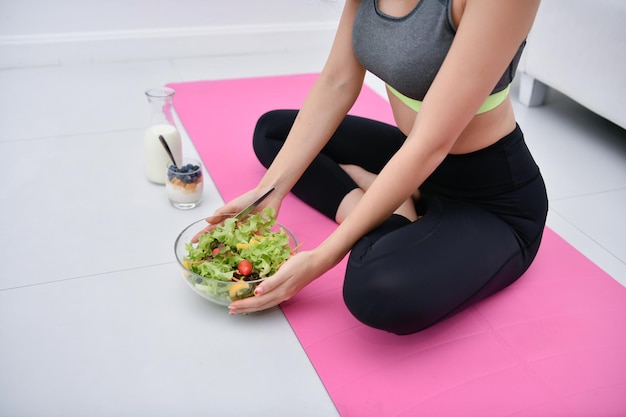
[{"left": 208, "top": 0, "right": 547, "bottom": 335}]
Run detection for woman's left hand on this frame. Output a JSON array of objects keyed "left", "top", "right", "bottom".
[{"left": 228, "top": 250, "right": 327, "bottom": 315}]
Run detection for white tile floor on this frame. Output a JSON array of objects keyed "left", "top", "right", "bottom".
[{"left": 1, "top": 48, "right": 625, "bottom": 416}]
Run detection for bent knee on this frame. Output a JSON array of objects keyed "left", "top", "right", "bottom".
[
  {"left": 252, "top": 110, "right": 293, "bottom": 169},
  {"left": 343, "top": 274, "right": 437, "bottom": 335}
]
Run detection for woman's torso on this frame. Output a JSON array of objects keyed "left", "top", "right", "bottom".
[{"left": 355, "top": 0, "right": 519, "bottom": 154}]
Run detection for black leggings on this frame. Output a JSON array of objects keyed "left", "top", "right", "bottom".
[{"left": 254, "top": 110, "right": 548, "bottom": 335}]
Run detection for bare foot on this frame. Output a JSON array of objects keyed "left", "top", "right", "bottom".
[
  {"left": 335, "top": 188, "right": 363, "bottom": 224},
  {"left": 337, "top": 164, "right": 421, "bottom": 223},
  {"left": 340, "top": 164, "right": 377, "bottom": 191}
]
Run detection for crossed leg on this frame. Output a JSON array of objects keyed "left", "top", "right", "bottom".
[{"left": 336, "top": 164, "right": 420, "bottom": 223}]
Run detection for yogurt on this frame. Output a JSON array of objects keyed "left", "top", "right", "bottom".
[
  {"left": 166, "top": 160, "right": 203, "bottom": 209},
  {"left": 144, "top": 124, "right": 182, "bottom": 184}
]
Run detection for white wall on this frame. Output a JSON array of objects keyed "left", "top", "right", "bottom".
[{"left": 0, "top": 0, "right": 345, "bottom": 68}]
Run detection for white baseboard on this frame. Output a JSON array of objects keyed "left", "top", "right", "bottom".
[{"left": 0, "top": 22, "right": 338, "bottom": 69}]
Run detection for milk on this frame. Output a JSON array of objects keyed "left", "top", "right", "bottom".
[{"left": 144, "top": 124, "right": 182, "bottom": 184}]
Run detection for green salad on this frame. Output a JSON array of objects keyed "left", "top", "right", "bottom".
[{"left": 183, "top": 207, "right": 294, "bottom": 303}]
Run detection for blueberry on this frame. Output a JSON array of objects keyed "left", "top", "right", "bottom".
[{"left": 184, "top": 175, "right": 192, "bottom": 183}]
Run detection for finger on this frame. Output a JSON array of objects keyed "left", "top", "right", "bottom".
[
  {"left": 230, "top": 273, "right": 292, "bottom": 314},
  {"left": 228, "top": 293, "right": 280, "bottom": 314},
  {"left": 191, "top": 223, "right": 214, "bottom": 243},
  {"left": 252, "top": 274, "right": 281, "bottom": 297},
  {"left": 205, "top": 212, "right": 232, "bottom": 224}
]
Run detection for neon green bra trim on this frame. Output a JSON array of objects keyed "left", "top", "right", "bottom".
[{"left": 387, "top": 84, "right": 510, "bottom": 115}]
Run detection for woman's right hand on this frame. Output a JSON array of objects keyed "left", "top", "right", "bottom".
[
  {"left": 228, "top": 249, "right": 328, "bottom": 314},
  {"left": 191, "top": 188, "right": 283, "bottom": 242}
]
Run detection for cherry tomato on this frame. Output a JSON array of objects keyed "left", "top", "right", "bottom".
[
  {"left": 237, "top": 260, "right": 253, "bottom": 276},
  {"left": 211, "top": 247, "right": 220, "bottom": 255}
]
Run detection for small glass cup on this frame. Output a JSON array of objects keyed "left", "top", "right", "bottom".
[{"left": 165, "top": 158, "right": 204, "bottom": 209}]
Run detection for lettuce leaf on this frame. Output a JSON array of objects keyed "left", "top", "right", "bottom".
[{"left": 185, "top": 207, "right": 292, "bottom": 282}]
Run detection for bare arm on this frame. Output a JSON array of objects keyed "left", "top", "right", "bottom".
[
  {"left": 229, "top": 0, "right": 541, "bottom": 314},
  {"left": 317, "top": 0, "right": 542, "bottom": 267},
  {"left": 255, "top": 0, "right": 367, "bottom": 204}
]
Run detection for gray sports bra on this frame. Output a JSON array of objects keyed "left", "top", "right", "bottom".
[{"left": 352, "top": 0, "right": 525, "bottom": 112}]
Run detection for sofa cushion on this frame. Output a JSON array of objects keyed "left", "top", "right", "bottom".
[{"left": 518, "top": 0, "right": 626, "bottom": 129}]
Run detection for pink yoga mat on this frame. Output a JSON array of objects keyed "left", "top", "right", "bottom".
[{"left": 169, "top": 74, "right": 626, "bottom": 417}]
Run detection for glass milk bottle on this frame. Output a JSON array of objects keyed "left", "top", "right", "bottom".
[{"left": 144, "top": 87, "right": 182, "bottom": 184}]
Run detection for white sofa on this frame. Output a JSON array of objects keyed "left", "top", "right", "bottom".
[{"left": 517, "top": 0, "right": 626, "bottom": 130}]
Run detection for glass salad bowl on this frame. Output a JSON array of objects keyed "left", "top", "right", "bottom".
[{"left": 174, "top": 213, "right": 298, "bottom": 306}]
